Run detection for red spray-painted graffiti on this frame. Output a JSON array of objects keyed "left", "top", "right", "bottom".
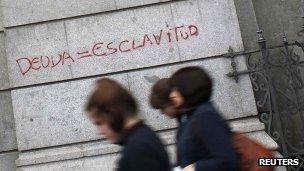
[{"left": 16, "top": 24, "right": 199, "bottom": 76}]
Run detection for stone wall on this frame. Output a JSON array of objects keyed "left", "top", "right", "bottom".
[
  {"left": 0, "top": 2, "right": 19, "bottom": 168},
  {"left": 252, "top": 0, "right": 302, "bottom": 47},
  {"left": 0, "top": 0, "right": 288, "bottom": 170}
]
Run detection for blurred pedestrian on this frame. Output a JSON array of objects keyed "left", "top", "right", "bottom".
[
  {"left": 86, "top": 78, "right": 170, "bottom": 171},
  {"left": 150, "top": 66, "right": 240, "bottom": 171}
]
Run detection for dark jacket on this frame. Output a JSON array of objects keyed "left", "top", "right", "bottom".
[
  {"left": 176, "top": 101, "right": 240, "bottom": 171},
  {"left": 116, "top": 121, "right": 170, "bottom": 171}
]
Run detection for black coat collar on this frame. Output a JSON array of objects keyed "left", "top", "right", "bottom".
[{"left": 116, "top": 120, "right": 144, "bottom": 146}]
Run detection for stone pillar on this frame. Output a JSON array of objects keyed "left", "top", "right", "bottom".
[
  {"left": 0, "top": 3, "right": 19, "bottom": 170},
  {"left": 252, "top": 0, "right": 302, "bottom": 46}
]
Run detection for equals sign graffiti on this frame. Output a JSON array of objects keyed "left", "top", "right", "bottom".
[{"left": 77, "top": 51, "right": 92, "bottom": 59}]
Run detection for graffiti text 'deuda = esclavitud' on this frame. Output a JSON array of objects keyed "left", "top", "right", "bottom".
[{"left": 16, "top": 24, "right": 199, "bottom": 76}]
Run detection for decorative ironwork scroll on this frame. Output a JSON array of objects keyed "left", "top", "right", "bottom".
[{"left": 226, "top": 28, "right": 304, "bottom": 171}]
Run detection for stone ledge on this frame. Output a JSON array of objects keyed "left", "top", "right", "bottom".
[
  {"left": 17, "top": 145, "right": 283, "bottom": 171},
  {"left": 273, "top": 152, "right": 288, "bottom": 171},
  {"left": 0, "top": 151, "right": 19, "bottom": 171},
  {"left": 229, "top": 117, "right": 265, "bottom": 133},
  {"left": 16, "top": 117, "right": 275, "bottom": 167},
  {"left": 16, "top": 140, "right": 121, "bottom": 167},
  {"left": 16, "top": 130, "right": 176, "bottom": 167},
  {"left": 246, "top": 131, "right": 278, "bottom": 150}
]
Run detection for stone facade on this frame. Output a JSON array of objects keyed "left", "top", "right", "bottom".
[{"left": 1, "top": 0, "right": 299, "bottom": 170}]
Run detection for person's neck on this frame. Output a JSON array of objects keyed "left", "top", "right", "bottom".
[
  {"left": 177, "top": 101, "right": 210, "bottom": 116},
  {"left": 115, "top": 116, "right": 141, "bottom": 145},
  {"left": 177, "top": 107, "right": 195, "bottom": 116},
  {"left": 124, "top": 116, "right": 141, "bottom": 130}
]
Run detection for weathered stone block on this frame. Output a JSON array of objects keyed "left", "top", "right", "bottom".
[
  {"left": 16, "top": 128, "right": 276, "bottom": 170},
  {"left": 5, "top": 0, "right": 244, "bottom": 88},
  {"left": 15, "top": 140, "right": 120, "bottom": 167},
  {"left": 1, "top": 0, "right": 176, "bottom": 28},
  {"left": 229, "top": 118, "right": 265, "bottom": 133},
  {"left": 17, "top": 153, "right": 120, "bottom": 171},
  {"left": 0, "top": 91, "right": 17, "bottom": 152},
  {"left": 6, "top": 22, "right": 72, "bottom": 87},
  {"left": 15, "top": 118, "right": 275, "bottom": 169},
  {"left": 128, "top": 65, "right": 179, "bottom": 131},
  {"left": 65, "top": 4, "right": 180, "bottom": 79},
  {"left": 0, "top": 33, "right": 9, "bottom": 90},
  {"left": 246, "top": 131, "right": 278, "bottom": 150},
  {"left": 11, "top": 74, "right": 127, "bottom": 151},
  {"left": 171, "top": 0, "right": 244, "bottom": 61},
  {"left": 0, "top": 6, "right": 4, "bottom": 31},
  {"left": 1, "top": 0, "right": 116, "bottom": 27},
  {"left": 15, "top": 130, "right": 175, "bottom": 167},
  {"left": 0, "top": 152, "right": 18, "bottom": 171},
  {"left": 115, "top": 0, "right": 161, "bottom": 9},
  {"left": 17, "top": 144, "right": 175, "bottom": 171}
]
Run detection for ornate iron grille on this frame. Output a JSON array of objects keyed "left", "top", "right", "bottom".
[{"left": 225, "top": 22, "right": 304, "bottom": 171}]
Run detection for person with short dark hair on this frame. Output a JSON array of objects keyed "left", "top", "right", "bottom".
[
  {"left": 150, "top": 66, "right": 240, "bottom": 171},
  {"left": 86, "top": 78, "right": 170, "bottom": 171},
  {"left": 150, "top": 78, "right": 178, "bottom": 118}
]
